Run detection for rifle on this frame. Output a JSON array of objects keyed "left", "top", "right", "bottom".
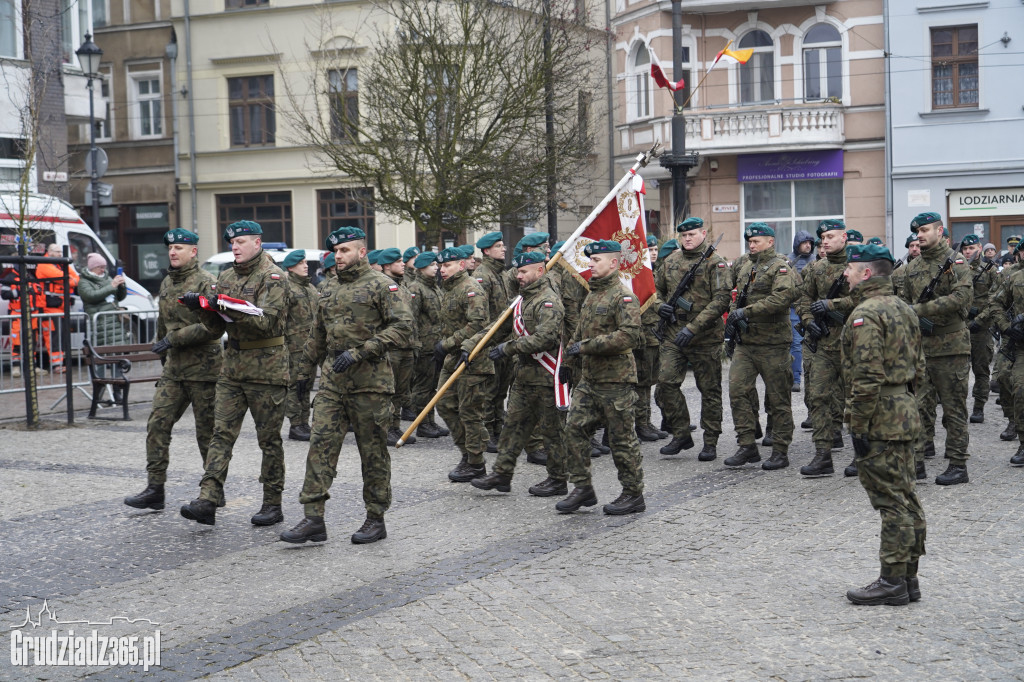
[
  {"left": 893, "top": 258, "right": 904, "bottom": 270},
  {"left": 804, "top": 273, "right": 846, "bottom": 353},
  {"left": 915, "top": 249, "right": 960, "bottom": 335},
  {"left": 725, "top": 264, "right": 756, "bottom": 359},
  {"left": 654, "top": 234, "right": 724, "bottom": 341}
]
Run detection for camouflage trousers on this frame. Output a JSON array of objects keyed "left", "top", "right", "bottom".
[
  {"left": 970, "top": 331, "right": 994, "bottom": 405},
  {"left": 389, "top": 349, "right": 416, "bottom": 429},
  {"left": 658, "top": 342, "right": 723, "bottom": 445},
  {"left": 487, "top": 356, "right": 514, "bottom": 438},
  {"left": 436, "top": 370, "right": 490, "bottom": 465},
  {"left": 856, "top": 439, "right": 927, "bottom": 578},
  {"left": 410, "top": 344, "right": 441, "bottom": 424},
  {"left": 1008, "top": 357, "right": 1024, "bottom": 443},
  {"left": 807, "top": 348, "right": 845, "bottom": 451},
  {"left": 995, "top": 344, "right": 1014, "bottom": 419},
  {"left": 285, "top": 380, "right": 312, "bottom": 427},
  {"left": 492, "top": 381, "right": 567, "bottom": 481},
  {"left": 145, "top": 378, "right": 217, "bottom": 484},
  {"left": 916, "top": 354, "right": 970, "bottom": 464},
  {"left": 729, "top": 344, "right": 793, "bottom": 452},
  {"left": 633, "top": 345, "right": 659, "bottom": 426},
  {"left": 298, "top": 388, "right": 392, "bottom": 519},
  {"left": 199, "top": 379, "right": 287, "bottom": 505},
  {"left": 564, "top": 381, "right": 643, "bottom": 495}
]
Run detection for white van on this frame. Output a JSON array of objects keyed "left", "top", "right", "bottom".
[{"left": 202, "top": 243, "right": 329, "bottom": 285}]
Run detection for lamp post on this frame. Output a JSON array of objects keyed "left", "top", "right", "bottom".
[
  {"left": 75, "top": 34, "right": 103, "bottom": 233},
  {"left": 659, "top": 0, "right": 698, "bottom": 226}
]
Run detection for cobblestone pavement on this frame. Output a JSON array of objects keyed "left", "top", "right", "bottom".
[{"left": 1, "top": 372, "right": 1022, "bottom": 680}]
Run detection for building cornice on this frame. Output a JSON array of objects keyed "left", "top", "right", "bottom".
[{"left": 209, "top": 53, "right": 282, "bottom": 66}]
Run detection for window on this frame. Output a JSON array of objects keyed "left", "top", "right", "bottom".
[
  {"left": 742, "top": 179, "right": 844, "bottom": 253},
  {"left": 130, "top": 73, "right": 162, "bottom": 138},
  {"left": 67, "top": 230, "right": 111, "bottom": 275},
  {"left": 217, "top": 192, "right": 292, "bottom": 244},
  {"left": 739, "top": 30, "right": 774, "bottom": 105},
  {"left": 96, "top": 67, "right": 113, "bottom": 141},
  {"left": 228, "top": 75, "right": 275, "bottom": 147},
  {"left": 628, "top": 42, "right": 651, "bottom": 120},
  {"left": 226, "top": 0, "right": 267, "bottom": 8},
  {"left": 0, "top": 137, "right": 28, "bottom": 190},
  {"left": 0, "top": 0, "right": 19, "bottom": 58},
  {"left": 803, "top": 24, "right": 841, "bottom": 101},
  {"left": 931, "top": 25, "right": 978, "bottom": 109},
  {"left": 318, "top": 188, "right": 375, "bottom": 249},
  {"left": 92, "top": 0, "right": 107, "bottom": 27},
  {"left": 62, "top": 0, "right": 92, "bottom": 64},
  {"left": 328, "top": 68, "right": 358, "bottom": 142}
]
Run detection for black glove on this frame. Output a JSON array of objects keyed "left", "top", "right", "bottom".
[
  {"left": 657, "top": 302, "right": 677, "bottom": 323},
  {"left": 968, "top": 320, "right": 982, "bottom": 334},
  {"left": 150, "top": 337, "right": 172, "bottom": 355},
  {"left": 333, "top": 350, "right": 356, "bottom": 373},
  {"left": 558, "top": 366, "right": 572, "bottom": 385},
  {"left": 433, "top": 341, "right": 447, "bottom": 369},
  {"left": 565, "top": 342, "right": 581, "bottom": 356},
  {"left": 674, "top": 327, "right": 695, "bottom": 348},
  {"left": 918, "top": 317, "right": 935, "bottom": 336},
  {"left": 488, "top": 343, "right": 507, "bottom": 360},
  {"left": 729, "top": 307, "right": 746, "bottom": 323},
  {"left": 851, "top": 434, "right": 870, "bottom": 459},
  {"left": 455, "top": 350, "right": 470, "bottom": 369},
  {"left": 809, "top": 299, "right": 831, "bottom": 316},
  {"left": 804, "top": 321, "right": 824, "bottom": 339},
  {"left": 1008, "top": 326, "right": 1024, "bottom": 343},
  {"left": 180, "top": 292, "right": 203, "bottom": 310}
]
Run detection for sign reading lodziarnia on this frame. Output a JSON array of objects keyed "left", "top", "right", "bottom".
[{"left": 949, "top": 188, "right": 1024, "bottom": 218}]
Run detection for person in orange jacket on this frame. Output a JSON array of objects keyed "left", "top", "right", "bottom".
[{"left": 34, "top": 242, "right": 80, "bottom": 368}]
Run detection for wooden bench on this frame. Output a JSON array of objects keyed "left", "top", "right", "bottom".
[{"left": 81, "top": 339, "right": 162, "bottom": 420}]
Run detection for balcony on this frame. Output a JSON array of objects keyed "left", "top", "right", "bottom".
[
  {"left": 620, "top": 103, "right": 844, "bottom": 157},
  {"left": 63, "top": 70, "right": 107, "bottom": 124},
  {"left": 656, "top": 0, "right": 822, "bottom": 11}
]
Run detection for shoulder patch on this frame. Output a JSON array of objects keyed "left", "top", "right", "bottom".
[
  {"left": 717, "top": 262, "right": 727, "bottom": 268},
  {"left": 476, "top": 277, "right": 484, "bottom": 283},
  {"left": 955, "top": 258, "right": 964, "bottom": 265},
  {"left": 779, "top": 267, "right": 788, "bottom": 274},
  {"left": 623, "top": 296, "right": 633, "bottom": 303},
  {"left": 852, "top": 318, "right": 864, "bottom": 327},
  {"left": 388, "top": 284, "right": 399, "bottom": 292},
  {"left": 467, "top": 291, "right": 476, "bottom": 297},
  {"left": 543, "top": 301, "right": 553, "bottom": 308},
  {"left": 270, "top": 273, "right": 281, "bottom": 280}
]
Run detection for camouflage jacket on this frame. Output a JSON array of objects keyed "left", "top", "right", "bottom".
[
  {"left": 407, "top": 270, "right": 442, "bottom": 348},
  {"left": 156, "top": 258, "right": 222, "bottom": 382},
  {"left": 474, "top": 256, "right": 510, "bottom": 329},
  {"left": 984, "top": 267, "right": 1024, "bottom": 334},
  {"left": 284, "top": 272, "right": 318, "bottom": 356},
  {"left": 967, "top": 256, "right": 997, "bottom": 330},
  {"left": 899, "top": 241, "right": 972, "bottom": 357},
  {"left": 202, "top": 249, "right": 289, "bottom": 386},
  {"left": 441, "top": 269, "right": 494, "bottom": 375},
  {"left": 300, "top": 259, "right": 413, "bottom": 394},
  {"left": 571, "top": 272, "right": 641, "bottom": 384},
  {"left": 655, "top": 243, "right": 732, "bottom": 347},
  {"left": 385, "top": 271, "right": 419, "bottom": 351},
  {"left": 891, "top": 258, "right": 910, "bottom": 298},
  {"left": 555, "top": 264, "right": 587, "bottom": 348},
  {"left": 841, "top": 276, "right": 925, "bottom": 441},
  {"left": 730, "top": 247, "right": 801, "bottom": 347},
  {"left": 316, "top": 269, "right": 335, "bottom": 294},
  {"left": 795, "top": 250, "right": 854, "bottom": 352}
]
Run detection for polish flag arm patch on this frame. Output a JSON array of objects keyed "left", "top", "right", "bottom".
[
  {"left": 779, "top": 267, "right": 788, "bottom": 274},
  {"left": 388, "top": 284, "right": 399, "bottom": 292},
  {"left": 717, "top": 262, "right": 727, "bottom": 268},
  {"left": 852, "top": 318, "right": 864, "bottom": 327},
  {"left": 467, "top": 291, "right": 476, "bottom": 297},
  {"left": 270, "top": 273, "right": 281, "bottom": 280},
  {"left": 543, "top": 302, "right": 553, "bottom": 307},
  {"left": 623, "top": 296, "right": 633, "bottom": 303}
]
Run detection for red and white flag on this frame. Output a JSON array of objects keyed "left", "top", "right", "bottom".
[
  {"left": 651, "top": 62, "right": 685, "bottom": 92},
  {"left": 557, "top": 174, "right": 657, "bottom": 311},
  {"left": 512, "top": 298, "right": 571, "bottom": 410}
]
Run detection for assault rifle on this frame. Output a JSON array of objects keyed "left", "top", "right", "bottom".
[
  {"left": 804, "top": 273, "right": 846, "bottom": 354},
  {"left": 724, "top": 265, "right": 757, "bottom": 359},
  {"left": 893, "top": 258, "right": 904, "bottom": 270},
  {"left": 915, "top": 249, "right": 960, "bottom": 336},
  {"left": 654, "top": 234, "right": 724, "bottom": 342}
]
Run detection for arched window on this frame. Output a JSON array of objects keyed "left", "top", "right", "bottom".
[
  {"left": 739, "top": 30, "right": 774, "bottom": 104},
  {"left": 629, "top": 42, "right": 652, "bottom": 120},
  {"left": 803, "top": 23, "right": 842, "bottom": 101}
]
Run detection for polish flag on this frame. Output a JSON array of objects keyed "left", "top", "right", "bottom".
[
  {"left": 710, "top": 40, "right": 755, "bottom": 70},
  {"left": 651, "top": 61, "right": 685, "bottom": 92}
]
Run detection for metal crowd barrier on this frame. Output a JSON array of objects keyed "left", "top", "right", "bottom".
[
  {"left": 90, "top": 307, "right": 160, "bottom": 346},
  {"left": 0, "top": 312, "right": 90, "bottom": 401}
]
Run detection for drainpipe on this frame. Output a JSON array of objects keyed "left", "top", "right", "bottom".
[
  {"left": 606, "top": 0, "right": 614, "bottom": 189},
  {"left": 883, "top": 0, "right": 893, "bottom": 247},
  {"left": 165, "top": 31, "right": 180, "bottom": 226},
  {"left": 183, "top": 0, "right": 198, "bottom": 232}
]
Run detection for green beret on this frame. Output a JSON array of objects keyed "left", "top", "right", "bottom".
[
  {"left": 511, "top": 251, "right": 546, "bottom": 269},
  {"left": 867, "top": 237, "right": 884, "bottom": 246},
  {"left": 551, "top": 240, "right": 566, "bottom": 253},
  {"left": 1008, "top": 234, "right": 1022, "bottom": 245},
  {"left": 414, "top": 251, "right": 439, "bottom": 269},
  {"left": 326, "top": 226, "right": 366, "bottom": 247},
  {"left": 281, "top": 250, "right": 306, "bottom": 268},
  {"left": 676, "top": 217, "right": 704, "bottom": 233},
  {"left": 437, "top": 247, "right": 465, "bottom": 263},
  {"left": 512, "top": 232, "right": 549, "bottom": 259},
  {"left": 846, "top": 243, "right": 894, "bottom": 264},
  {"left": 223, "top": 220, "right": 262, "bottom": 243},
  {"left": 960, "top": 234, "right": 980, "bottom": 247},
  {"left": 476, "top": 231, "right": 504, "bottom": 249},
  {"left": 403, "top": 246, "right": 420, "bottom": 261},
  {"left": 583, "top": 239, "right": 621, "bottom": 257},
  {"left": 164, "top": 228, "right": 199, "bottom": 246},
  {"left": 744, "top": 223, "right": 775, "bottom": 239},
  {"left": 323, "top": 252, "right": 336, "bottom": 269},
  {"left": 658, "top": 239, "right": 679, "bottom": 260},
  {"left": 646, "top": 234, "right": 658, "bottom": 247},
  {"left": 458, "top": 244, "right": 476, "bottom": 259},
  {"left": 813, "top": 238, "right": 821, "bottom": 247},
  {"left": 1014, "top": 241, "right": 1024, "bottom": 256},
  {"left": 816, "top": 219, "right": 846, "bottom": 237},
  {"left": 367, "top": 249, "right": 381, "bottom": 265},
  {"left": 905, "top": 234, "right": 919, "bottom": 248},
  {"left": 846, "top": 229, "right": 864, "bottom": 244},
  {"left": 377, "top": 247, "right": 402, "bottom": 265},
  {"left": 910, "top": 212, "right": 942, "bottom": 232}
]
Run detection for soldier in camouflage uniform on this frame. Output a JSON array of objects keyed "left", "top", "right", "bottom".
[
  {"left": 841, "top": 243, "right": 927, "bottom": 606},
  {"left": 892, "top": 234, "right": 918, "bottom": 299},
  {"left": 124, "top": 228, "right": 222, "bottom": 511},
  {"left": 796, "top": 220, "right": 853, "bottom": 478},
  {"left": 634, "top": 233, "right": 667, "bottom": 442},
  {"left": 723, "top": 223, "right": 800, "bottom": 471},
  {"left": 960, "top": 234, "right": 997, "bottom": 424},
  {"left": 435, "top": 247, "right": 494, "bottom": 482},
  {"left": 556, "top": 240, "right": 645, "bottom": 516},
  {"left": 983, "top": 246, "right": 1024, "bottom": 465},
  {"left": 407, "top": 251, "right": 449, "bottom": 438},
  {"left": 279, "top": 227, "right": 413, "bottom": 545},
  {"left": 179, "top": 220, "right": 291, "bottom": 527},
  {"left": 988, "top": 245, "right": 1023, "bottom": 440},
  {"left": 473, "top": 231, "right": 512, "bottom": 451},
  {"left": 469, "top": 251, "right": 570, "bottom": 496},
  {"left": 377, "top": 248, "right": 419, "bottom": 446},
  {"left": 282, "top": 250, "right": 318, "bottom": 442},
  {"left": 655, "top": 217, "right": 731, "bottom": 461},
  {"left": 317, "top": 252, "right": 336, "bottom": 294},
  {"left": 899, "top": 212, "right": 973, "bottom": 486}
]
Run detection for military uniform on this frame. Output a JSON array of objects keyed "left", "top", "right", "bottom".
[
  {"left": 966, "top": 254, "right": 997, "bottom": 420},
  {"left": 284, "top": 268, "right": 318, "bottom": 437},
  {"left": 986, "top": 265, "right": 1024, "bottom": 460},
  {"left": 988, "top": 259, "right": 1022, "bottom": 434},
  {"left": 406, "top": 262, "right": 447, "bottom": 436},
  {"left": 383, "top": 268, "right": 419, "bottom": 441},
  {"left": 634, "top": 296, "right": 662, "bottom": 436},
  {"left": 474, "top": 253, "right": 512, "bottom": 443}
]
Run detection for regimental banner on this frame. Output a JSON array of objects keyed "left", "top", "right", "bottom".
[
  {"left": 949, "top": 188, "right": 1024, "bottom": 218},
  {"left": 737, "top": 150, "right": 844, "bottom": 183}
]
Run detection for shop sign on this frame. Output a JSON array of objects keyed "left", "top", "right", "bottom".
[
  {"left": 133, "top": 204, "right": 169, "bottom": 229},
  {"left": 949, "top": 188, "right": 1024, "bottom": 218},
  {"left": 737, "top": 150, "right": 844, "bottom": 183}
]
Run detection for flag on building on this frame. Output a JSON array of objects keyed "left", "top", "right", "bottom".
[
  {"left": 709, "top": 40, "right": 754, "bottom": 70},
  {"left": 651, "top": 61, "right": 685, "bottom": 92},
  {"left": 557, "top": 174, "right": 657, "bottom": 311}
]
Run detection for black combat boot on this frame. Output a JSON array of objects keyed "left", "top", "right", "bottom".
[
  {"left": 400, "top": 406, "right": 418, "bottom": 421},
  {"left": 486, "top": 435, "right": 499, "bottom": 453},
  {"left": 832, "top": 429, "right": 845, "bottom": 449},
  {"left": 762, "top": 450, "right": 789, "bottom": 471},
  {"left": 761, "top": 430, "right": 774, "bottom": 447},
  {"left": 916, "top": 460, "right": 926, "bottom": 480},
  {"left": 528, "top": 477, "right": 568, "bottom": 497},
  {"left": 906, "top": 576, "right": 921, "bottom": 602},
  {"left": 846, "top": 576, "right": 909, "bottom": 606},
  {"left": 288, "top": 424, "right": 311, "bottom": 441},
  {"left": 251, "top": 503, "right": 284, "bottom": 526},
  {"left": 351, "top": 516, "right": 387, "bottom": 544},
  {"left": 526, "top": 448, "right": 548, "bottom": 465},
  {"left": 416, "top": 421, "right": 449, "bottom": 438},
  {"left": 923, "top": 442, "right": 936, "bottom": 458},
  {"left": 697, "top": 444, "right": 717, "bottom": 462},
  {"left": 1011, "top": 443, "right": 1024, "bottom": 466},
  {"left": 280, "top": 516, "right": 327, "bottom": 543},
  {"left": 659, "top": 433, "right": 695, "bottom": 455},
  {"left": 591, "top": 435, "right": 610, "bottom": 455},
  {"left": 800, "top": 449, "right": 834, "bottom": 477},
  {"left": 448, "top": 456, "right": 486, "bottom": 482},
  {"left": 1000, "top": 421, "right": 1017, "bottom": 441},
  {"left": 689, "top": 424, "right": 697, "bottom": 432},
  {"left": 935, "top": 463, "right": 968, "bottom": 486},
  {"left": 124, "top": 483, "right": 165, "bottom": 510},
  {"left": 636, "top": 423, "right": 663, "bottom": 442},
  {"left": 990, "top": 379, "right": 999, "bottom": 393},
  {"left": 754, "top": 421, "right": 763, "bottom": 439},
  {"left": 471, "top": 471, "right": 512, "bottom": 492},
  {"left": 555, "top": 486, "right": 598, "bottom": 513},
  {"left": 601, "top": 428, "right": 610, "bottom": 449},
  {"left": 724, "top": 444, "right": 761, "bottom": 467},
  {"left": 602, "top": 492, "right": 646, "bottom": 515},
  {"left": 800, "top": 419, "right": 813, "bottom": 429},
  {"left": 180, "top": 498, "right": 216, "bottom": 525},
  {"left": 387, "top": 427, "right": 415, "bottom": 446},
  {"left": 844, "top": 457, "right": 858, "bottom": 477},
  {"left": 969, "top": 401, "right": 985, "bottom": 423}
]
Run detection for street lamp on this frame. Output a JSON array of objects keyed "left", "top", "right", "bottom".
[{"left": 76, "top": 34, "right": 103, "bottom": 234}]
